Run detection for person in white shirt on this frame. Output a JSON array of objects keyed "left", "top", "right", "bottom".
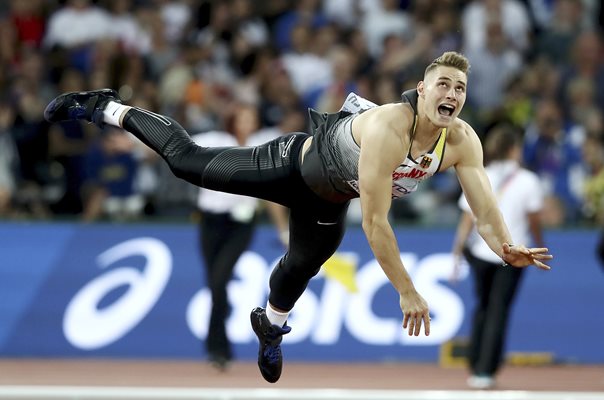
[
  {"left": 43, "top": 0, "right": 113, "bottom": 49},
  {"left": 451, "top": 125, "right": 545, "bottom": 389},
  {"left": 191, "top": 103, "right": 288, "bottom": 370}
]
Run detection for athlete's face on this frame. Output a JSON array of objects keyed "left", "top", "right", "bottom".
[{"left": 417, "top": 66, "right": 467, "bottom": 127}]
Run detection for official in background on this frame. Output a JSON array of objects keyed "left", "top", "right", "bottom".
[{"left": 451, "top": 125, "right": 546, "bottom": 389}]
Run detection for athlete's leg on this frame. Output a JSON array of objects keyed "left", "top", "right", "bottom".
[
  {"left": 121, "top": 107, "right": 306, "bottom": 204},
  {"left": 43, "top": 89, "right": 307, "bottom": 206},
  {"left": 268, "top": 201, "right": 350, "bottom": 311},
  {"left": 251, "top": 198, "right": 349, "bottom": 383}
]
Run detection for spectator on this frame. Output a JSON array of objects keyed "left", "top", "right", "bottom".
[
  {"left": 306, "top": 45, "right": 359, "bottom": 112},
  {"left": 523, "top": 98, "right": 584, "bottom": 223},
  {"left": 461, "top": 0, "right": 531, "bottom": 53},
  {"left": 424, "top": 3, "right": 463, "bottom": 59},
  {"left": 582, "top": 132, "right": 604, "bottom": 224},
  {"left": 8, "top": 0, "right": 47, "bottom": 49},
  {"left": 323, "top": 0, "right": 374, "bottom": 28},
  {"left": 0, "top": 101, "right": 18, "bottom": 217},
  {"left": 140, "top": 6, "right": 180, "bottom": 82},
  {"left": 231, "top": 0, "right": 270, "bottom": 48},
  {"left": 103, "top": 0, "right": 152, "bottom": 56},
  {"left": 581, "top": 132, "right": 604, "bottom": 269},
  {"left": 280, "top": 23, "right": 332, "bottom": 98},
  {"left": 156, "top": 0, "right": 192, "bottom": 45},
  {"left": 82, "top": 127, "right": 143, "bottom": 222},
  {"left": 565, "top": 77, "right": 596, "bottom": 130},
  {"left": 48, "top": 68, "right": 98, "bottom": 215},
  {"left": 558, "top": 30, "right": 604, "bottom": 118},
  {"left": 43, "top": 0, "right": 113, "bottom": 74},
  {"left": 534, "top": 0, "right": 584, "bottom": 64},
  {"left": 272, "top": 0, "right": 328, "bottom": 52},
  {"left": 361, "top": 0, "right": 413, "bottom": 58},
  {"left": 11, "top": 86, "right": 52, "bottom": 218},
  {"left": 0, "top": 0, "right": 596, "bottom": 227},
  {"left": 464, "top": 19, "right": 523, "bottom": 118}
]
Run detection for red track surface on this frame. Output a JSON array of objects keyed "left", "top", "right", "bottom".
[{"left": 0, "top": 360, "right": 602, "bottom": 392}]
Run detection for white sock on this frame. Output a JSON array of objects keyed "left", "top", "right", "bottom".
[
  {"left": 102, "top": 101, "right": 129, "bottom": 127},
  {"left": 265, "top": 303, "right": 289, "bottom": 327}
]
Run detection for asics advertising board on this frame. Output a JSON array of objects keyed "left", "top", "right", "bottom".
[{"left": 0, "top": 223, "right": 602, "bottom": 362}]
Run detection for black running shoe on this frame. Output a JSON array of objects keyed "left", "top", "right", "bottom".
[
  {"left": 250, "top": 307, "right": 291, "bottom": 383},
  {"left": 44, "top": 88, "right": 121, "bottom": 127}
]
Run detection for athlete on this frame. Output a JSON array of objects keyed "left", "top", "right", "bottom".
[{"left": 44, "top": 51, "right": 553, "bottom": 383}]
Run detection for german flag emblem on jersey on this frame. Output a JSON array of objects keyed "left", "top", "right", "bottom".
[{"left": 420, "top": 156, "right": 432, "bottom": 169}]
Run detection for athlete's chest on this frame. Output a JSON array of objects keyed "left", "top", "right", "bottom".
[
  {"left": 389, "top": 153, "right": 440, "bottom": 198},
  {"left": 389, "top": 130, "right": 447, "bottom": 198}
]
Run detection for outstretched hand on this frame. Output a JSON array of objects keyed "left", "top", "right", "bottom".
[
  {"left": 400, "top": 291, "right": 431, "bottom": 336},
  {"left": 502, "top": 243, "right": 553, "bottom": 270}
]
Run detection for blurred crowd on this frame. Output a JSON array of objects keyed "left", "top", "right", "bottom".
[{"left": 0, "top": 0, "right": 602, "bottom": 227}]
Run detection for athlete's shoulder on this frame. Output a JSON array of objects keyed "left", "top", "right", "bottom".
[
  {"left": 361, "top": 102, "right": 413, "bottom": 129},
  {"left": 445, "top": 118, "right": 479, "bottom": 147},
  {"left": 442, "top": 118, "right": 484, "bottom": 168},
  {"left": 450, "top": 117, "right": 475, "bottom": 135}
]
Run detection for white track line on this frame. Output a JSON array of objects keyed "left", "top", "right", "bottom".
[{"left": 0, "top": 387, "right": 601, "bottom": 400}]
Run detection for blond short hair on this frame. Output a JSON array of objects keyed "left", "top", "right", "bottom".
[{"left": 424, "top": 51, "right": 470, "bottom": 77}]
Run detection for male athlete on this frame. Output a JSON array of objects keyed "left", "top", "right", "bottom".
[{"left": 44, "top": 51, "right": 552, "bottom": 383}]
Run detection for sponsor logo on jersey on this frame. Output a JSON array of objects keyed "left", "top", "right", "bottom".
[
  {"left": 346, "top": 180, "right": 360, "bottom": 194},
  {"left": 392, "top": 168, "right": 428, "bottom": 181}
]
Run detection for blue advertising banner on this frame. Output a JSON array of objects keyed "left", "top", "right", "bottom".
[{"left": 0, "top": 222, "right": 602, "bottom": 362}]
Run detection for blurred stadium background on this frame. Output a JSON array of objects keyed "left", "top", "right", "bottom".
[{"left": 0, "top": 0, "right": 603, "bottom": 399}]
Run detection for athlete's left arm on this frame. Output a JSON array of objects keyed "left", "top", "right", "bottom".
[{"left": 452, "top": 123, "right": 552, "bottom": 270}]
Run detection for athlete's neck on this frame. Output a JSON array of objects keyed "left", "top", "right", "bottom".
[{"left": 414, "top": 115, "right": 442, "bottom": 145}]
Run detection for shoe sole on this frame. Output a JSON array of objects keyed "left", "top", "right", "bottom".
[{"left": 44, "top": 89, "right": 120, "bottom": 123}]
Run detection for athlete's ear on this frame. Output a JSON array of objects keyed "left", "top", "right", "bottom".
[{"left": 417, "top": 81, "right": 425, "bottom": 97}]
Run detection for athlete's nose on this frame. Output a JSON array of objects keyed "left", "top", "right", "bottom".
[{"left": 446, "top": 87, "right": 457, "bottom": 101}]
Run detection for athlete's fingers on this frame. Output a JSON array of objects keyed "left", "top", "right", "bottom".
[
  {"left": 414, "top": 316, "right": 422, "bottom": 336},
  {"left": 408, "top": 314, "right": 416, "bottom": 336},
  {"left": 424, "top": 314, "right": 431, "bottom": 336},
  {"left": 534, "top": 260, "right": 551, "bottom": 270}
]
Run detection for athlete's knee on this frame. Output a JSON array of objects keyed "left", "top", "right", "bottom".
[
  {"left": 274, "top": 255, "right": 322, "bottom": 281},
  {"left": 268, "top": 259, "right": 320, "bottom": 311},
  {"left": 165, "top": 144, "right": 206, "bottom": 186}
]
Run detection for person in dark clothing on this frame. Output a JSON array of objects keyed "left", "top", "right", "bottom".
[{"left": 44, "top": 51, "right": 552, "bottom": 384}]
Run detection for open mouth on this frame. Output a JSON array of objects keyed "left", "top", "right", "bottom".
[{"left": 438, "top": 104, "right": 455, "bottom": 117}]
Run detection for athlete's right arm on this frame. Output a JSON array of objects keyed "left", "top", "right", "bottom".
[{"left": 356, "top": 108, "right": 430, "bottom": 336}]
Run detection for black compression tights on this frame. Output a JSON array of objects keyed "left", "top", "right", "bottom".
[{"left": 122, "top": 107, "right": 350, "bottom": 311}]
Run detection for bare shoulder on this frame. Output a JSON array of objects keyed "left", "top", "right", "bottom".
[
  {"left": 356, "top": 103, "right": 412, "bottom": 126},
  {"left": 446, "top": 118, "right": 480, "bottom": 147},
  {"left": 441, "top": 118, "right": 483, "bottom": 170},
  {"left": 353, "top": 103, "right": 413, "bottom": 146}
]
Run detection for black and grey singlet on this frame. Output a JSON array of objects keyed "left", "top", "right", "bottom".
[{"left": 301, "top": 90, "right": 447, "bottom": 203}]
